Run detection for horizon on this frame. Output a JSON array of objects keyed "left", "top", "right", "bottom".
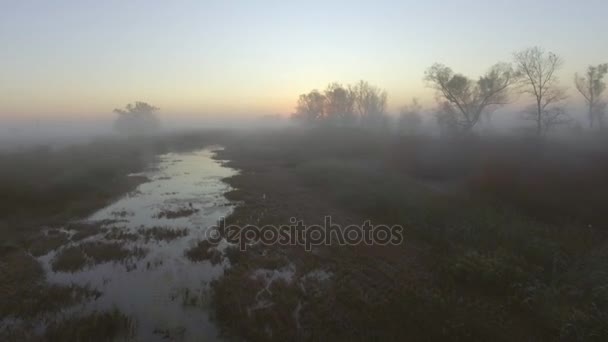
[{"left": 1, "top": 0, "right": 607, "bottom": 121}]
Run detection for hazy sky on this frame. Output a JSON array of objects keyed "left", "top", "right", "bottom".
[{"left": 1, "top": 0, "right": 607, "bottom": 120}]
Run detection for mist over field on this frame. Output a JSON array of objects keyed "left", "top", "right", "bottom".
[{"left": 2, "top": 1, "right": 608, "bottom": 341}]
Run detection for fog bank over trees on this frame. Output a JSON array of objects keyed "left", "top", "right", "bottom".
[
  {"left": 113, "top": 102, "right": 161, "bottom": 136},
  {"left": 290, "top": 46, "right": 607, "bottom": 138}
]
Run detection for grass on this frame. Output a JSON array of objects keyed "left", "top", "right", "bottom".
[
  {"left": 51, "top": 246, "right": 88, "bottom": 272},
  {"left": 0, "top": 131, "right": 227, "bottom": 240},
  {"left": 44, "top": 309, "right": 136, "bottom": 342},
  {"left": 0, "top": 251, "right": 100, "bottom": 320},
  {"left": 26, "top": 230, "right": 70, "bottom": 257},
  {"left": 52, "top": 241, "right": 148, "bottom": 272},
  {"left": 206, "top": 128, "right": 608, "bottom": 341},
  {"left": 68, "top": 222, "right": 104, "bottom": 241},
  {"left": 154, "top": 207, "right": 199, "bottom": 219},
  {"left": 138, "top": 227, "right": 188, "bottom": 242},
  {"left": 104, "top": 227, "right": 139, "bottom": 241},
  {"left": 3, "top": 128, "right": 608, "bottom": 340},
  {"left": 184, "top": 240, "right": 222, "bottom": 264}
]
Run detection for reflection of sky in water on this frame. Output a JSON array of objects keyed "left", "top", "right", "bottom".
[
  {"left": 91, "top": 147, "right": 237, "bottom": 230},
  {"left": 40, "top": 147, "right": 237, "bottom": 341}
]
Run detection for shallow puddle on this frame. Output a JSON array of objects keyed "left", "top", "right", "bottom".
[{"left": 39, "top": 146, "right": 237, "bottom": 341}]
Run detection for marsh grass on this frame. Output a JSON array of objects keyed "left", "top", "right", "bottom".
[
  {"left": 51, "top": 241, "right": 148, "bottom": 273},
  {"left": 51, "top": 246, "right": 88, "bottom": 273},
  {"left": 185, "top": 240, "right": 222, "bottom": 264},
  {"left": 26, "top": 231, "right": 70, "bottom": 257},
  {"left": 0, "top": 251, "right": 101, "bottom": 320},
  {"left": 44, "top": 309, "right": 136, "bottom": 342},
  {"left": 68, "top": 222, "right": 104, "bottom": 241},
  {"left": 154, "top": 207, "right": 199, "bottom": 219},
  {"left": 209, "top": 129, "right": 608, "bottom": 341},
  {"left": 104, "top": 227, "right": 139, "bottom": 241},
  {"left": 138, "top": 227, "right": 188, "bottom": 242}
]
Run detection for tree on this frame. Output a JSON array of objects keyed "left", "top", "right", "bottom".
[
  {"left": 113, "top": 101, "right": 160, "bottom": 136},
  {"left": 323, "top": 83, "right": 355, "bottom": 126},
  {"left": 575, "top": 64, "right": 608, "bottom": 130},
  {"left": 595, "top": 101, "right": 607, "bottom": 130},
  {"left": 514, "top": 47, "right": 568, "bottom": 135},
  {"left": 424, "top": 62, "right": 514, "bottom": 133},
  {"left": 292, "top": 90, "right": 326, "bottom": 124},
  {"left": 398, "top": 98, "right": 423, "bottom": 135},
  {"left": 351, "top": 80, "right": 388, "bottom": 129}
]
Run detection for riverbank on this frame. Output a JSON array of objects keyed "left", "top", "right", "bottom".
[{"left": 0, "top": 132, "right": 226, "bottom": 341}]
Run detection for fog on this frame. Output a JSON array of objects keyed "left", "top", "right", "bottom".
[{"left": 2, "top": 1, "right": 608, "bottom": 340}]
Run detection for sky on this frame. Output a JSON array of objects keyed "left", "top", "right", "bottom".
[{"left": 1, "top": 0, "right": 607, "bottom": 122}]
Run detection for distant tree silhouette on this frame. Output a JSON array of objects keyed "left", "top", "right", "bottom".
[
  {"left": 323, "top": 83, "right": 356, "bottom": 126},
  {"left": 398, "top": 98, "right": 423, "bottom": 135},
  {"left": 425, "top": 62, "right": 515, "bottom": 133},
  {"left": 595, "top": 101, "right": 607, "bottom": 130},
  {"left": 351, "top": 80, "right": 388, "bottom": 130},
  {"left": 292, "top": 90, "right": 326, "bottom": 124},
  {"left": 291, "top": 81, "right": 389, "bottom": 130},
  {"left": 575, "top": 64, "right": 608, "bottom": 130},
  {"left": 514, "top": 47, "right": 568, "bottom": 135},
  {"left": 113, "top": 102, "right": 160, "bottom": 136}
]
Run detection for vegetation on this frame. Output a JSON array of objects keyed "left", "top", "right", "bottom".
[
  {"left": 210, "top": 128, "right": 608, "bottom": 341},
  {"left": 185, "top": 240, "right": 222, "bottom": 264},
  {"left": 44, "top": 309, "right": 136, "bottom": 342},
  {"left": 292, "top": 80, "right": 388, "bottom": 130},
  {"left": 1, "top": 45, "right": 608, "bottom": 340},
  {"left": 51, "top": 241, "right": 147, "bottom": 272},
  {"left": 424, "top": 62, "right": 515, "bottom": 132},
  {"left": 138, "top": 227, "right": 188, "bottom": 242},
  {"left": 0, "top": 251, "right": 100, "bottom": 320},
  {"left": 113, "top": 101, "right": 161, "bottom": 136},
  {"left": 575, "top": 63, "right": 608, "bottom": 130}
]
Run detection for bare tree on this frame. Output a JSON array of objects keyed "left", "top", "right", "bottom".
[
  {"left": 292, "top": 90, "right": 326, "bottom": 124},
  {"left": 323, "top": 83, "right": 355, "bottom": 126},
  {"left": 595, "top": 101, "right": 607, "bottom": 130},
  {"left": 424, "top": 62, "right": 515, "bottom": 133},
  {"left": 526, "top": 106, "right": 571, "bottom": 135},
  {"left": 398, "top": 98, "right": 423, "bottom": 135},
  {"left": 514, "top": 47, "right": 568, "bottom": 135},
  {"left": 113, "top": 101, "right": 160, "bottom": 136},
  {"left": 351, "top": 80, "right": 388, "bottom": 129},
  {"left": 575, "top": 64, "right": 608, "bottom": 130}
]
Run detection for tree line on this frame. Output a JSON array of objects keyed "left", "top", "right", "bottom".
[
  {"left": 292, "top": 80, "right": 389, "bottom": 130},
  {"left": 292, "top": 46, "right": 608, "bottom": 136}
]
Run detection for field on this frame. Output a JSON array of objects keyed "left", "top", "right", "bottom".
[{"left": 1, "top": 128, "right": 608, "bottom": 341}]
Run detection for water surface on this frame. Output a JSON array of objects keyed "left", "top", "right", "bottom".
[{"left": 40, "top": 146, "right": 237, "bottom": 341}]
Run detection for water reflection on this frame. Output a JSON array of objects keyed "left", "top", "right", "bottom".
[{"left": 40, "top": 146, "right": 237, "bottom": 341}]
